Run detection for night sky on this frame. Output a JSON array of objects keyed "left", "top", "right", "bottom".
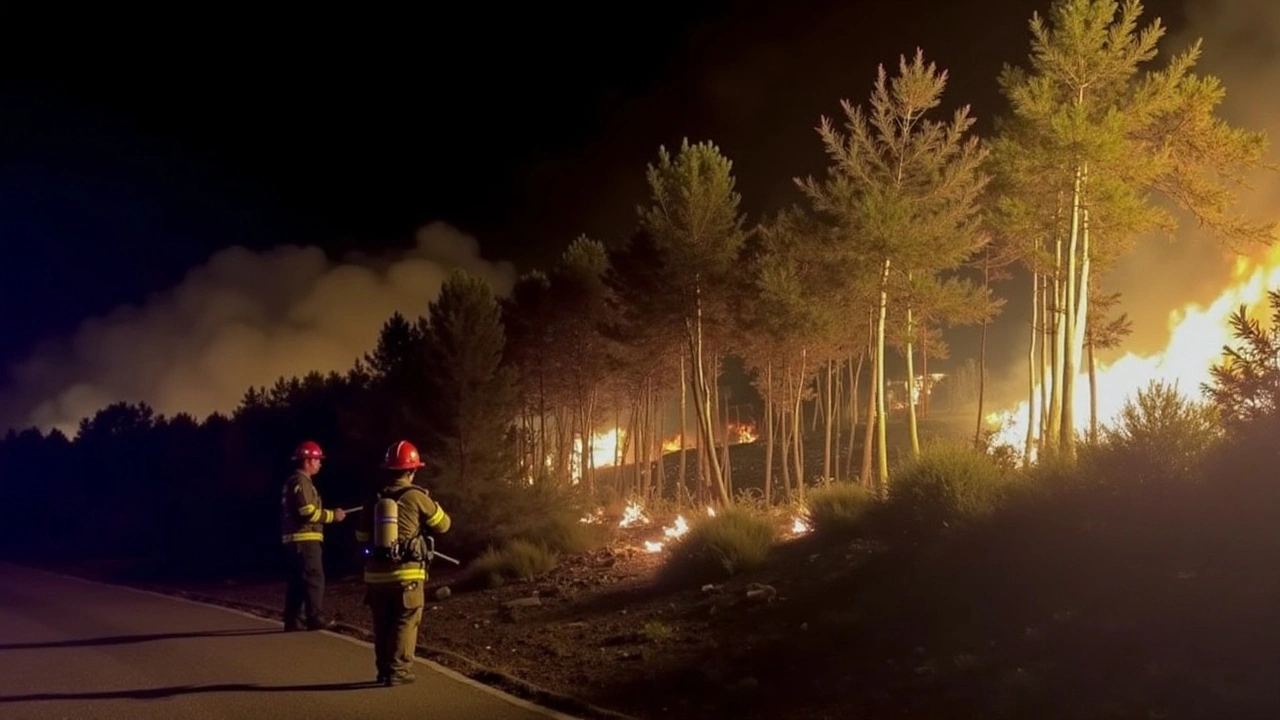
[{"left": 2, "top": 0, "right": 1253, "bottom": 432}]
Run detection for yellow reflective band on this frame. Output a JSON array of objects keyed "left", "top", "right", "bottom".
[
  {"left": 363, "top": 567, "right": 427, "bottom": 583},
  {"left": 426, "top": 505, "right": 447, "bottom": 528},
  {"left": 282, "top": 532, "right": 323, "bottom": 543},
  {"left": 355, "top": 531, "right": 371, "bottom": 542},
  {"left": 299, "top": 503, "right": 317, "bottom": 516}
]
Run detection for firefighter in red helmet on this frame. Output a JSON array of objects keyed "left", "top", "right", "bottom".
[
  {"left": 280, "top": 440, "right": 348, "bottom": 631},
  {"left": 355, "top": 440, "right": 452, "bottom": 686}
]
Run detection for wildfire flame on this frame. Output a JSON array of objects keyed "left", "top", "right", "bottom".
[
  {"left": 618, "top": 500, "right": 650, "bottom": 528},
  {"left": 659, "top": 420, "right": 761, "bottom": 453},
  {"left": 643, "top": 514, "right": 691, "bottom": 553},
  {"left": 569, "top": 429, "right": 626, "bottom": 483},
  {"left": 790, "top": 515, "right": 811, "bottom": 535},
  {"left": 664, "top": 515, "right": 690, "bottom": 539},
  {"left": 989, "top": 247, "right": 1280, "bottom": 459}
]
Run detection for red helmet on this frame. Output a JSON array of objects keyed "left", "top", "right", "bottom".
[
  {"left": 382, "top": 440, "right": 425, "bottom": 470},
  {"left": 293, "top": 440, "right": 325, "bottom": 461}
]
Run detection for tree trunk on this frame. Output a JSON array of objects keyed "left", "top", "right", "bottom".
[
  {"left": 793, "top": 349, "right": 808, "bottom": 502},
  {"left": 1088, "top": 335, "right": 1099, "bottom": 445},
  {"left": 823, "top": 358, "right": 834, "bottom": 481},
  {"left": 679, "top": 354, "right": 688, "bottom": 500},
  {"left": 641, "top": 376, "right": 653, "bottom": 500},
  {"left": 1066, "top": 164, "right": 1091, "bottom": 458},
  {"left": 626, "top": 394, "right": 641, "bottom": 495},
  {"left": 764, "top": 359, "right": 774, "bottom": 506},
  {"left": 1039, "top": 265, "right": 1051, "bottom": 448},
  {"left": 861, "top": 313, "right": 876, "bottom": 487},
  {"left": 921, "top": 334, "right": 930, "bottom": 419},
  {"left": 721, "top": 391, "right": 733, "bottom": 501},
  {"left": 814, "top": 376, "right": 824, "bottom": 430},
  {"left": 586, "top": 388, "right": 599, "bottom": 493},
  {"left": 1025, "top": 271, "right": 1039, "bottom": 466},
  {"left": 689, "top": 280, "right": 729, "bottom": 504},
  {"left": 905, "top": 298, "right": 922, "bottom": 458},
  {"left": 848, "top": 350, "right": 864, "bottom": 476},
  {"left": 655, "top": 386, "right": 666, "bottom": 502},
  {"left": 1061, "top": 162, "right": 1086, "bottom": 457},
  {"left": 976, "top": 256, "right": 991, "bottom": 448},
  {"left": 833, "top": 359, "right": 842, "bottom": 481},
  {"left": 780, "top": 405, "right": 793, "bottom": 503},
  {"left": 537, "top": 364, "right": 547, "bottom": 482},
  {"left": 1047, "top": 218, "right": 1065, "bottom": 454},
  {"left": 875, "top": 259, "right": 891, "bottom": 491}
]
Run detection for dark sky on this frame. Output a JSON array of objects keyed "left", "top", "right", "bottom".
[{"left": 0, "top": 0, "right": 1204, "bottom": 426}]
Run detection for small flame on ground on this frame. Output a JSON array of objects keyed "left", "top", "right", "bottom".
[
  {"left": 579, "top": 508, "right": 604, "bottom": 525},
  {"left": 639, "top": 512, "right": 691, "bottom": 553},
  {"left": 790, "top": 515, "right": 811, "bottom": 535},
  {"left": 664, "top": 515, "right": 689, "bottom": 540},
  {"left": 706, "top": 506, "right": 717, "bottom": 517},
  {"left": 618, "top": 500, "right": 649, "bottom": 528}
]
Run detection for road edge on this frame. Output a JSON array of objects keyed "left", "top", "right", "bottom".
[{"left": 15, "top": 563, "right": 641, "bottom": 720}]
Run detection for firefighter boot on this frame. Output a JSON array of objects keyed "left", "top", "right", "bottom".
[
  {"left": 383, "top": 671, "right": 416, "bottom": 687},
  {"left": 306, "top": 617, "right": 337, "bottom": 631}
]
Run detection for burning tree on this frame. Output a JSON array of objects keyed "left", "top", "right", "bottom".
[
  {"left": 1204, "top": 290, "right": 1280, "bottom": 431},
  {"left": 798, "top": 50, "right": 989, "bottom": 490},
  {"left": 992, "top": 0, "right": 1274, "bottom": 461}
]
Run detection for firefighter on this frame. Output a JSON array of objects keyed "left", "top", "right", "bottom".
[
  {"left": 354, "top": 440, "right": 452, "bottom": 686},
  {"left": 280, "top": 440, "right": 347, "bottom": 631}
]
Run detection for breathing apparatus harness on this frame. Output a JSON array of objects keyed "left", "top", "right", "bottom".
[{"left": 368, "top": 485, "right": 432, "bottom": 565}]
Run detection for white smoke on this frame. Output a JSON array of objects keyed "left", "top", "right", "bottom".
[{"left": 1, "top": 222, "right": 516, "bottom": 435}]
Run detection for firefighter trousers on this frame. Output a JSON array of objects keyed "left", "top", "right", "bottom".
[
  {"left": 365, "top": 580, "right": 425, "bottom": 679},
  {"left": 283, "top": 541, "right": 325, "bottom": 627}
]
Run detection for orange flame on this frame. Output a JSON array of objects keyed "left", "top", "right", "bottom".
[{"left": 988, "top": 244, "right": 1280, "bottom": 460}]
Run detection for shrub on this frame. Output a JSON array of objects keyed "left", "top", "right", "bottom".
[
  {"left": 887, "top": 441, "right": 1015, "bottom": 533},
  {"left": 464, "top": 539, "right": 558, "bottom": 588},
  {"left": 642, "top": 621, "right": 675, "bottom": 643},
  {"left": 442, "top": 480, "right": 605, "bottom": 556},
  {"left": 659, "top": 506, "right": 777, "bottom": 585},
  {"left": 514, "top": 513, "right": 609, "bottom": 555},
  {"left": 1096, "top": 380, "right": 1221, "bottom": 485},
  {"left": 805, "top": 481, "right": 876, "bottom": 539}
]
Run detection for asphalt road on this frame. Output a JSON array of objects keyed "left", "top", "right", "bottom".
[{"left": 0, "top": 562, "right": 576, "bottom": 720}]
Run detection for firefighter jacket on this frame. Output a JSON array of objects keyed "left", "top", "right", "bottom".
[
  {"left": 280, "top": 470, "right": 338, "bottom": 544},
  {"left": 355, "top": 479, "right": 451, "bottom": 584}
]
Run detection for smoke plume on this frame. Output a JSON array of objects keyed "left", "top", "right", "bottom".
[{"left": 1, "top": 222, "right": 516, "bottom": 436}]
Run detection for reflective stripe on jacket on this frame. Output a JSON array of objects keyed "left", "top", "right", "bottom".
[{"left": 280, "top": 470, "right": 334, "bottom": 544}]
